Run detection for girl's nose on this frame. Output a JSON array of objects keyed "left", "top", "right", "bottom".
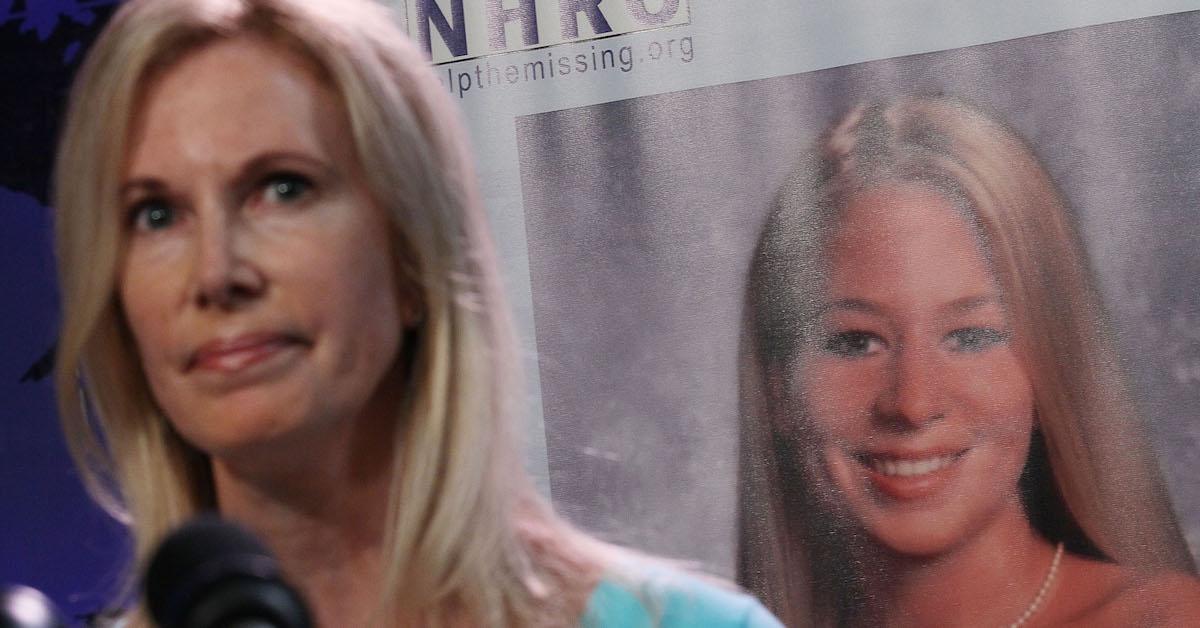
[{"left": 874, "top": 344, "right": 945, "bottom": 428}]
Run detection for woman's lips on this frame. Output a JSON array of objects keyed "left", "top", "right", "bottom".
[
  {"left": 187, "top": 333, "right": 307, "bottom": 373},
  {"left": 855, "top": 449, "right": 969, "bottom": 500}
]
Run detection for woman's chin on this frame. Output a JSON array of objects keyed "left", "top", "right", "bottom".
[
  {"left": 858, "top": 515, "right": 970, "bottom": 558},
  {"left": 170, "top": 403, "right": 327, "bottom": 472},
  {"left": 172, "top": 409, "right": 292, "bottom": 453},
  {"left": 156, "top": 373, "right": 324, "bottom": 453}
]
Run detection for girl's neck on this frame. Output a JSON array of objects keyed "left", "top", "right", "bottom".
[{"left": 848, "top": 502, "right": 1059, "bottom": 628}]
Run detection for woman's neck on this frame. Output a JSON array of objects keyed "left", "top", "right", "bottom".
[
  {"left": 848, "top": 501, "right": 1059, "bottom": 628},
  {"left": 209, "top": 408, "right": 399, "bottom": 627}
]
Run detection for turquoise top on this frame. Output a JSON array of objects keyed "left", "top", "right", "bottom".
[{"left": 580, "top": 568, "right": 783, "bottom": 627}]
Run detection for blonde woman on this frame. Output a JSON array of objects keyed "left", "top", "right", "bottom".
[
  {"left": 53, "top": 0, "right": 781, "bottom": 625},
  {"left": 737, "top": 97, "right": 1200, "bottom": 626}
]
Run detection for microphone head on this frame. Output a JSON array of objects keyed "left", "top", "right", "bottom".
[
  {"left": 144, "top": 516, "right": 312, "bottom": 628},
  {"left": 0, "top": 585, "right": 66, "bottom": 628}
]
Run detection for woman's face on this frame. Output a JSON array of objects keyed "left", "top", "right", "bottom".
[
  {"left": 118, "top": 37, "right": 406, "bottom": 463},
  {"left": 791, "top": 184, "right": 1034, "bottom": 557}
]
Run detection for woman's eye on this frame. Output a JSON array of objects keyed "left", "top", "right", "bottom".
[
  {"left": 261, "top": 173, "right": 313, "bottom": 204},
  {"left": 128, "top": 200, "right": 176, "bottom": 232},
  {"left": 945, "top": 327, "right": 1009, "bottom": 353},
  {"left": 822, "top": 331, "right": 885, "bottom": 358}
]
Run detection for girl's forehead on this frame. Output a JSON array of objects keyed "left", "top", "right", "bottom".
[{"left": 820, "top": 185, "right": 1000, "bottom": 310}]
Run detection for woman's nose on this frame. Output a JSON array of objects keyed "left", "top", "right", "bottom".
[
  {"left": 192, "top": 210, "right": 265, "bottom": 310},
  {"left": 874, "top": 344, "right": 945, "bottom": 428}
]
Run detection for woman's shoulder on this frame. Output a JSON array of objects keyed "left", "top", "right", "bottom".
[
  {"left": 580, "top": 563, "right": 782, "bottom": 628},
  {"left": 1053, "top": 554, "right": 1200, "bottom": 627},
  {"left": 1102, "top": 569, "right": 1200, "bottom": 626}
]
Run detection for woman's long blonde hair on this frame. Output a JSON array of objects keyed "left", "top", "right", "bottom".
[
  {"left": 53, "top": 0, "right": 602, "bottom": 624},
  {"left": 737, "top": 96, "right": 1195, "bottom": 626}
]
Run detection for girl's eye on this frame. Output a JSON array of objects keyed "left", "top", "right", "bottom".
[
  {"left": 129, "top": 200, "right": 176, "bottom": 232},
  {"left": 945, "top": 327, "right": 1009, "bottom": 353},
  {"left": 261, "top": 173, "right": 313, "bottom": 204},
  {"left": 822, "top": 331, "right": 885, "bottom": 358}
]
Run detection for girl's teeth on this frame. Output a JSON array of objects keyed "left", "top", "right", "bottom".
[{"left": 869, "top": 454, "right": 958, "bottom": 477}]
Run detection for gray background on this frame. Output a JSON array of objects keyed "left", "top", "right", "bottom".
[{"left": 516, "top": 11, "right": 1200, "bottom": 575}]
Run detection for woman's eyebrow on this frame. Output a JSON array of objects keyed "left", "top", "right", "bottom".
[
  {"left": 118, "top": 178, "right": 167, "bottom": 200},
  {"left": 823, "top": 298, "right": 882, "bottom": 315},
  {"left": 942, "top": 294, "right": 996, "bottom": 313},
  {"left": 239, "top": 151, "right": 338, "bottom": 194},
  {"left": 239, "top": 150, "right": 329, "bottom": 173},
  {"left": 817, "top": 295, "right": 998, "bottom": 318},
  {"left": 120, "top": 151, "right": 335, "bottom": 200},
  {"left": 234, "top": 150, "right": 334, "bottom": 185}
]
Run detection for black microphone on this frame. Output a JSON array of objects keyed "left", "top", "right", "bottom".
[
  {"left": 144, "top": 517, "right": 312, "bottom": 628},
  {"left": 0, "top": 585, "right": 66, "bottom": 628}
]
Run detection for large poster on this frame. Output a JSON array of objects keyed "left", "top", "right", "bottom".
[
  {"left": 493, "top": 6, "right": 1200, "bottom": 619},
  {"left": 403, "top": 2, "right": 1200, "bottom": 571},
  {"left": 512, "top": 10, "right": 1200, "bottom": 575}
]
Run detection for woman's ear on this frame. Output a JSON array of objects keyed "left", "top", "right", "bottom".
[
  {"left": 391, "top": 250, "right": 426, "bottom": 329},
  {"left": 388, "top": 228, "right": 426, "bottom": 329},
  {"left": 399, "top": 283, "right": 425, "bottom": 329}
]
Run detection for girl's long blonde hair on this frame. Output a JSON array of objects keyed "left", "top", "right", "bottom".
[
  {"left": 54, "top": 0, "right": 603, "bottom": 624},
  {"left": 737, "top": 96, "right": 1195, "bottom": 626}
]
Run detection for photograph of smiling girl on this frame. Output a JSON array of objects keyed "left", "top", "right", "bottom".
[
  {"left": 738, "top": 97, "right": 1200, "bottom": 626},
  {"left": 516, "top": 11, "right": 1200, "bottom": 594}
]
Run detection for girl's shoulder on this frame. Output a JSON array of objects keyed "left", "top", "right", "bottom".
[
  {"left": 1053, "top": 554, "right": 1200, "bottom": 627},
  {"left": 1100, "top": 569, "right": 1200, "bottom": 626},
  {"left": 580, "top": 563, "right": 782, "bottom": 628}
]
